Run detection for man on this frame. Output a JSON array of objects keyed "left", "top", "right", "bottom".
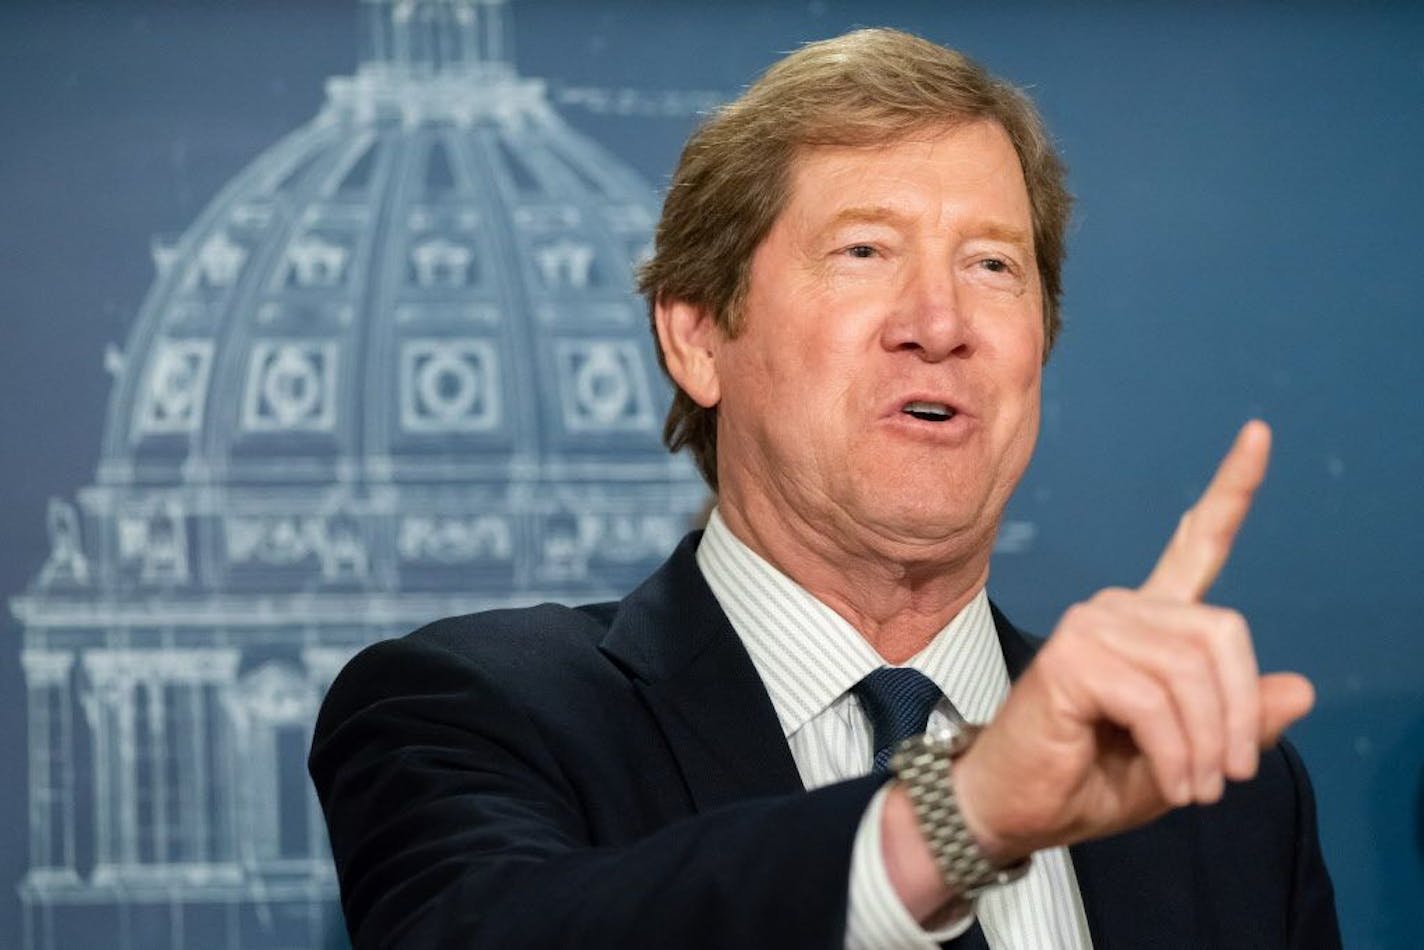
[{"left": 311, "top": 29, "right": 1340, "bottom": 948}]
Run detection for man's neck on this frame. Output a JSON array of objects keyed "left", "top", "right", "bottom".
[{"left": 713, "top": 503, "right": 992, "bottom": 665}]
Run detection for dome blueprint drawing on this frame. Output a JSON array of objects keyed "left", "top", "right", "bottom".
[{"left": 10, "top": 2, "right": 705, "bottom": 947}]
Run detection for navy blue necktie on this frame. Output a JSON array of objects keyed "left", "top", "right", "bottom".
[
  {"left": 852, "top": 666, "right": 944, "bottom": 774},
  {"left": 852, "top": 667, "right": 992, "bottom": 950}
]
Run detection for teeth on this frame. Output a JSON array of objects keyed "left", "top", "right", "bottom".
[{"left": 903, "top": 400, "right": 954, "bottom": 422}]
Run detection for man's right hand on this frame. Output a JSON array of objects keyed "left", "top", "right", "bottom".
[
  {"left": 884, "top": 421, "right": 1319, "bottom": 920},
  {"left": 953, "top": 420, "right": 1315, "bottom": 863}
]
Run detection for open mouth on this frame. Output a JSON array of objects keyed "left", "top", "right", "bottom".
[{"left": 901, "top": 400, "right": 957, "bottom": 423}]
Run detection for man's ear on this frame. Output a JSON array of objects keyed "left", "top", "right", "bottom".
[{"left": 654, "top": 297, "right": 722, "bottom": 409}]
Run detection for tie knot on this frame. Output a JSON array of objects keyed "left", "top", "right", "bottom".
[{"left": 852, "top": 667, "right": 943, "bottom": 774}]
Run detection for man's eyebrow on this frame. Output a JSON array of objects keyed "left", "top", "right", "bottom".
[
  {"left": 819, "top": 206, "right": 913, "bottom": 230},
  {"left": 975, "top": 223, "right": 1035, "bottom": 251},
  {"left": 817, "top": 208, "right": 1034, "bottom": 251}
]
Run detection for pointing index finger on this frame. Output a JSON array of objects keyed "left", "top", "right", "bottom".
[{"left": 1142, "top": 420, "right": 1272, "bottom": 602}]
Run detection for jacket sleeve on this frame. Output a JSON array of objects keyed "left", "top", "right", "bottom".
[
  {"left": 1279, "top": 739, "right": 1343, "bottom": 949},
  {"left": 309, "top": 634, "right": 885, "bottom": 950}
]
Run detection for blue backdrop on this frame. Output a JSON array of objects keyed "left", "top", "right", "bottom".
[{"left": 2, "top": 2, "right": 1421, "bottom": 948}]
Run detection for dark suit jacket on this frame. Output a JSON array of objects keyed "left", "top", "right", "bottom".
[{"left": 310, "top": 533, "right": 1340, "bottom": 949}]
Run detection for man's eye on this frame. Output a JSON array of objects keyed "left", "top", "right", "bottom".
[
  {"left": 980, "top": 258, "right": 1009, "bottom": 273},
  {"left": 845, "top": 244, "right": 876, "bottom": 259}
]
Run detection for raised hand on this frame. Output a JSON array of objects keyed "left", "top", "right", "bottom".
[{"left": 952, "top": 420, "right": 1316, "bottom": 862}]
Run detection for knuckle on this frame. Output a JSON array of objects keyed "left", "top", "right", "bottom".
[
  {"left": 1093, "top": 586, "right": 1132, "bottom": 607},
  {"left": 1173, "top": 643, "right": 1213, "bottom": 682},
  {"left": 1150, "top": 738, "right": 1190, "bottom": 781},
  {"left": 1198, "top": 722, "right": 1226, "bottom": 755},
  {"left": 1199, "top": 778, "right": 1226, "bottom": 805},
  {"left": 1151, "top": 631, "right": 1204, "bottom": 672},
  {"left": 1060, "top": 602, "right": 1097, "bottom": 633},
  {"left": 1218, "top": 607, "right": 1250, "bottom": 640},
  {"left": 1200, "top": 606, "right": 1250, "bottom": 648},
  {"left": 1123, "top": 682, "right": 1169, "bottom": 719}
]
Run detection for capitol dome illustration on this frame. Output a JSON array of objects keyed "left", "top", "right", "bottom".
[{"left": 11, "top": 2, "right": 705, "bottom": 947}]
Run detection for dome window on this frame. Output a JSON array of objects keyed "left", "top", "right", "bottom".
[
  {"left": 194, "top": 233, "right": 248, "bottom": 288},
  {"left": 534, "top": 238, "right": 598, "bottom": 290},
  {"left": 133, "top": 340, "right": 213, "bottom": 436},
  {"left": 229, "top": 661, "right": 323, "bottom": 865},
  {"left": 397, "top": 515, "right": 512, "bottom": 564},
  {"left": 399, "top": 338, "right": 500, "bottom": 433},
  {"left": 553, "top": 340, "right": 655, "bottom": 432},
  {"left": 284, "top": 236, "right": 349, "bottom": 288},
  {"left": 223, "top": 513, "right": 368, "bottom": 583},
  {"left": 409, "top": 237, "right": 475, "bottom": 288},
  {"left": 116, "top": 502, "right": 189, "bottom": 585},
  {"left": 226, "top": 515, "right": 322, "bottom": 572},
  {"left": 241, "top": 341, "right": 339, "bottom": 433}
]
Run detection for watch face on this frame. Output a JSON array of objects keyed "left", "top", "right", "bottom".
[{"left": 946, "top": 722, "right": 983, "bottom": 757}]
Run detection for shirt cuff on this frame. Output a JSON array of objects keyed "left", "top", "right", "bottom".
[{"left": 845, "top": 784, "right": 976, "bottom": 949}]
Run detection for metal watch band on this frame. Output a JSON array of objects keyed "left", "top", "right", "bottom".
[{"left": 889, "top": 728, "right": 1032, "bottom": 899}]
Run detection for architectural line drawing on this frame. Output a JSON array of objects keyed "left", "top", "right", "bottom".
[
  {"left": 10, "top": 3, "right": 1034, "bottom": 947},
  {"left": 553, "top": 85, "right": 727, "bottom": 117},
  {"left": 11, "top": 2, "right": 707, "bottom": 947}
]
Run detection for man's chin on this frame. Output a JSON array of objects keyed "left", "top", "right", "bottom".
[{"left": 845, "top": 499, "right": 995, "bottom": 563}]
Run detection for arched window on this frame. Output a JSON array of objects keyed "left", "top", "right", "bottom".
[{"left": 228, "top": 661, "right": 324, "bottom": 869}]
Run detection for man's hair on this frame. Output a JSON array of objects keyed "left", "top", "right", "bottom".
[{"left": 637, "top": 28, "right": 1072, "bottom": 490}]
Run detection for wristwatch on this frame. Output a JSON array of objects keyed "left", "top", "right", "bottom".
[{"left": 889, "top": 726, "right": 1032, "bottom": 899}]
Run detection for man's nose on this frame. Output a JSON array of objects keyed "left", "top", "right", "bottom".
[{"left": 881, "top": 261, "right": 971, "bottom": 362}]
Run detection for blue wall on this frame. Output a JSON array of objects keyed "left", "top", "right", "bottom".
[{"left": 2, "top": 2, "right": 1420, "bottom": 947}]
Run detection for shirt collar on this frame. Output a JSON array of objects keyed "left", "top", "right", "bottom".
[{"left": 696, "top": 508, "right": 1006, "bottom": 737}]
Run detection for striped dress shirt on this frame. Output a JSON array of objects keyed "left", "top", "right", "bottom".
[{"left": 697, "top": 510, "right": 1093, "bottom": 949}]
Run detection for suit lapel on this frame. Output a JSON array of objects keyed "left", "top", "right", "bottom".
[
  {"left": 600, "top": 533, "right": 805, "bottom": 811},
  {"left": 989, "top": 601, "right": 1040, "bottom": 681},
  {"left": 990, "top": 604, "right": 1205, "bottom": 948},
  {"left": 602, "top": 554, "right": 1208, "bottom": 944}
]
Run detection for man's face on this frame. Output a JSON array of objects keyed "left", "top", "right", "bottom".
[{"left": 713, "top": 120, "right": 1045, "bottom": 561}]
